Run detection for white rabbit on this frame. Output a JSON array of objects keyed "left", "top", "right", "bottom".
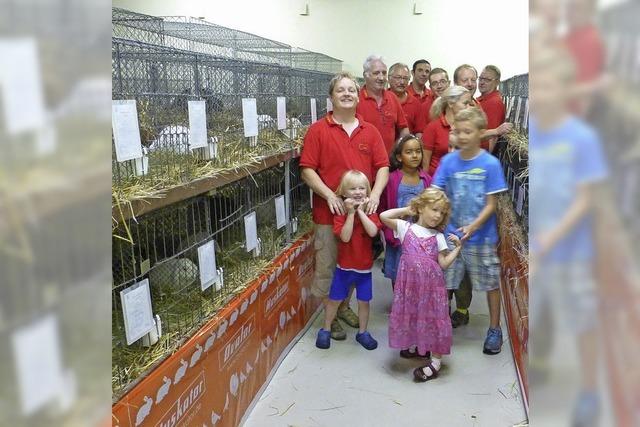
[
  {"left": 155, "top": 376, "right": 171, "bottom": 404},
  {"left": 149, "top": 125, "right": 190, "bottom": 154},
  {"left": 189, "top": 343, "right": 203, "bottom": 368},
  {"left": 174, "top": 359, "right": 188, "bottom": 384},
  {"left": 204, "top": 330, "right": 216, "bottom": 352},
  {"left": 211, "top": 410, "right": 221, "bottom": 425},
  {"left": 135, "top": 396, "right": 153, "bottom": 426},
  {"left": 229, "top": 308, "right": 239, "bottom": 326},
  {"left": 217, "top": 319, "right": 228, "bottom": 338}
]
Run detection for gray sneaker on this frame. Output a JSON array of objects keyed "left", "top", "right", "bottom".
[
  {"left": 483, "top": 327, "right": 503, "bottom": 355},
  {"left": 330, "top": 319, "right": 346, "bottom": 340}
]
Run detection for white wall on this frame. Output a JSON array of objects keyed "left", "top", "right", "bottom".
[{"left": 114, "top": 0, "right": 529, "bottom": 81}]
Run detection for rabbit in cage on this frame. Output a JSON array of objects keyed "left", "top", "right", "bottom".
[
  {"left": 257, "top": 114, "right": 276, "bottom": 129},
  {"left": 149, "top": 257, "right": 199, "bottom": 295},
  {"left": 281, "top": 117, "right": 304, "bottom": 139},
  {"left": 148, "top": 125, "right": 191, "bottom": 154}
]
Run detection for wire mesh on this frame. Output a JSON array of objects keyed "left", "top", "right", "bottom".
[
  {"left": 498, "top": 73, "right": 529, "bottom": 235},
  {"left": 112, "top": 36, "right": 331, "bottom": 195},
  {"left": 111, "top": 161, "right": 312, "bottom": 397}
]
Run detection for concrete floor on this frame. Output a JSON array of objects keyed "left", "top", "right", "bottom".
[{"left": 242, "top": 259, "right": 527, "bottom": 427}]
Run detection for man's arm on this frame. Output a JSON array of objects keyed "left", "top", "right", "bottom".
[
  {"left": 366, "top": 166, "right": 390, "bottom": 214},
  {"left": 301, "top": 167, "right": 345, "bottom": 215}
]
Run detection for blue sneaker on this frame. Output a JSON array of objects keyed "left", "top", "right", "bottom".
[
  {"left": 355, "top": 331, "right": 378, "bottom": 350},
  {"left": 483, "top": 327, "right": 503, "bottom": 355},
  {"left": 316, "top": 328, "right": 331, "bottom": 349}
]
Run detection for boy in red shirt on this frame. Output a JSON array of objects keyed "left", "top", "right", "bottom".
[{"left": 316, "top": 170, "right": 382, "bottom": 350}]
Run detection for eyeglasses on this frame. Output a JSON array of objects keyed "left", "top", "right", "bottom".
[
  {"left": 479, "top": 77, "right": 496, "bottom": 83},
  {"left": 431, "top": 79, "right": 449, "bottom": 86},
  {"left": 390, "top": 75, "right": 410, "bottom": 81}
]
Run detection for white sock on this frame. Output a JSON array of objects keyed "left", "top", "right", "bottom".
[{"left": 423, "top": 357, "right": 441, "bottom": 376}]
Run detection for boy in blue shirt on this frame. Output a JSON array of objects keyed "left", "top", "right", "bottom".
[{"left": 432, "top": 107, "right": 507, "bottom": 354}]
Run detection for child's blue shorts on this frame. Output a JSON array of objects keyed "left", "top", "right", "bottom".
[{"left": 328, "top": 268, "right": 372, "bottom": 302}]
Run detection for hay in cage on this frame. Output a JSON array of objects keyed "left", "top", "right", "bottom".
[
  {"left": 497, "top": 193, "right": 528, "bottom": 275},
  {"left": 111, "top": 212, "right": 312, "bottom": 399},
  {"left": 112, "top": 128, "right": 307, "bottom": 206},
  {"left": 503, "top": 130, "right": 529, "bottom": 181}
]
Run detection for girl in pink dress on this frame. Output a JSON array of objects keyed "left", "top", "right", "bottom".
[{"left": 380, "top": 188, "right": 462, "bottom": 382}]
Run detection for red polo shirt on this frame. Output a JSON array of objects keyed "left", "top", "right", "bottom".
[
  {"left": 407, "top": 83, "right": 433, "bottom": 104},
  {"left": 299, "top": 112, "right": 389, "bottom": 225},
  {"left": 356, "top": 87, "right": 408, "bottom": 154},
  {"left": 333, "top": 213, "right": 382, "bottom": 270},
  {"left": 415, "top": 93, "right": 436, "bottom": 133},
  {"left": 564, "top": 24, "right": 604, "bottom": 83},
  {"left": 394, "top": 91, "right": 422, "bottom": 134},
  {"left": 477, "top": 90, "right": 506, "bottom": 150},
  {"left": 422, "top": 114, "right": 451, "bottom": 176}
]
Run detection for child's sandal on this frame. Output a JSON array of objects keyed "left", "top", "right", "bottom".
[
  {"left": 413, "top": 361, "right": 439, "bottom": 382},
  {"left": 400, "top": 348, "right": 431, "bottom": 359}
]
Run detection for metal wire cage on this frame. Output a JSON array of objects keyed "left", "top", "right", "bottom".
[
  {"left": 498, "top": 73, "right": 529, "bottom": 233},
  {"left": 112, "top": 36, "right": 331, "bottom": 192},
  {"left": 111, "top": 158, "right": 312, "bottom": 397}
]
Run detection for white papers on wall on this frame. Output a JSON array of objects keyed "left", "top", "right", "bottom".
[
  {"left": 112, "top": 100, "right": 143, "bottom": 162},
  {"left": 0, "top": 38, "right": 46, "bottom": 134},
  {"left": 198, "top": 240, "right": 218, "bottom": 291},
  {"left": 275, "top": 195, "right": 286, "bottom": 229},
  {"left": 11, "top": 315, "right": 63, "bottom": 415},
  {"left": 244, "top": 211, "right": 258, "bottom": 251},
  {"left": 310, "top": 98, "right": 317, "bottom": 123},
  {"left": 242, "top": 98, "right": 258, "bottom": 137},
  {"left": 326, "top": 98, "right": 333, "bottom": 112},
  {"left": 188, "top": 100, "right": 207, "bottom": 148},
  {"left": 120, "top": 279, "right": 155, "bottom": 345},
  {"left": 276, "top": 97, "right": 287, "bottom": 130}
]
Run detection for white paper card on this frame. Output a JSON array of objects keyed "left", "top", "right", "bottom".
[
  {"left": 523, "top": 99, "right": 530, "bottom": 129},
  {"left": 198, "top": 240, "right": 217, "bottom": 291},
  {"left": 12, "top": 314, "right": 64, "bottom": 416},
  {"left": 120, "top": 279, "right": 155, "bottom": 345},
  {"left": 310, "top": 98, "right": 317, "bottom": 123},
  {"left": 188, "top": 100, "right": 207, "bottom": 148},
  {"left": 244, "top": 211, "right": 258, "bottom": 251},
  {"left": 276, "top": 97, "right": 287, "bottom": 130},
  {"left": 0, "top": 39, "right": 46, "bottom": 134},
  {"left": 242, "top": 98, "right": 259, "bottom": 137},
  {"left": 275, "top": 195, "right": 286, "bottom": 229},
  {"left": 516, "top": 184, "right": 525, "bottom": 216},
  {"left": 112, "top": 100, "right": 143, "bottom": 162},
  {"left": 326, "top": 98, "right": 333, "bottom": 112}
]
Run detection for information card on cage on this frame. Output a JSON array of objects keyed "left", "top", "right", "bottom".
[
  {"left": 120, "top": 279, "right": 155, "bottom": 345},
  {"left": 242, "top": 98, "right": 259, "bottom": 137},
  {"left": 112, "top": 100, "right": 143, "bottom": 162},
  {"left": 188, "top": 100, "right": 207, "bottom": 149},
  {"left": 198, "top": 240, "right": 218, "bottom": 291}
]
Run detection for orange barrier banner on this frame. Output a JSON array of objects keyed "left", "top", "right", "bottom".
[
  {"left": 113, "top": 234, "right": 319, "bottom": 427},
  {"left": 498, "top": 230, "right": 529, "bottom": 409}
]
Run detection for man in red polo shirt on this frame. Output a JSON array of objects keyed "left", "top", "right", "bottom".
[
  {"left": 407, "top": 59, "right": 432, "bottom": 104},
  {"left": 356, "top": 55, "right": 409, "bottom": 154},
  {"left": 415, "top": 67, "right": 450, "bottom": 131},
  {"left": 388, "top": 62, "right": 423, "bottom": 137},
  {"left": 478, "top": 65, "right": 507, "bottom": 152},
  {"left": 301, "top": 72, "right": 389, "bottom": 341}
]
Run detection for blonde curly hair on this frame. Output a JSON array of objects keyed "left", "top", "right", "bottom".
[{"left": 408, "top": 188, "right": 451, "bottom": 231}]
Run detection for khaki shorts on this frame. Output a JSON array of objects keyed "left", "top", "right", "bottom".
[{"left": 311, "top": 224, "right": 338, "bottom": 298}]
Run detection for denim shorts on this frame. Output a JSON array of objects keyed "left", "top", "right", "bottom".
[{"left": 445, "top": 243, "right": 501, "bottom": 292}]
